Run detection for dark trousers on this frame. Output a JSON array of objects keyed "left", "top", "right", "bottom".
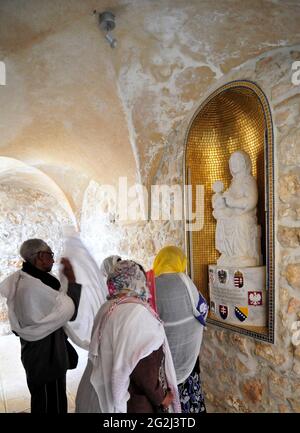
[{"left": 27, "top": 376, "right": 68, "bottom": 413}]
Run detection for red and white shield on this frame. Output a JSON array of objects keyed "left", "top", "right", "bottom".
[
  {"left": 248, "top": 291, "right": 262, "bottom": 306},
  {"left": 219, "top": 304, "right": 228, "bottom": 320},
  {"left": 234, "top": 271, "right": 244, "bottom": 288}
]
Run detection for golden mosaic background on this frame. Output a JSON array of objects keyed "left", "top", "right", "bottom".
[{"left": 185, "top": 85, "right": 266, "bottom": 305}]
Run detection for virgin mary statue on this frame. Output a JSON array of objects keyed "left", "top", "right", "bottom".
[{"left": 212, "top": 150, "right": 262, "bottom": 267}]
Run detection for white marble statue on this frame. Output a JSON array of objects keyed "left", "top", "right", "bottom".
[{"left": 212, "top": 150, "right": 262, "bottom": 267}]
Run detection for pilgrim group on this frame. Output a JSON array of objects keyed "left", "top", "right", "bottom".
[{"left": 0, "top": 235, "right": 208, "bottom": 413}]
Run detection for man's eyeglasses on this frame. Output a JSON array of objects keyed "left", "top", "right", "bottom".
[
  {"left": 42, "top": 251, "right": 54, "bottom": 258},
  {"left": 29, "top": 251, "right": 54, "bottom": 258}
]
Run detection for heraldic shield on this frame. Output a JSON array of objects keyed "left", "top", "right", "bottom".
[
  {"left": 217, "top": 269, "right": 227, "bottom": 284},
  {"left": 219, "top": 304, "right": 228, "bottom": 320},
  {"left": 234, "top": 271, "right": 244, "bottom": 288}
]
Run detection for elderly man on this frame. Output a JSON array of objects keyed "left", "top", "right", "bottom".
[{"left": 0, "top": 238, "right": 81, "bottom": 413}]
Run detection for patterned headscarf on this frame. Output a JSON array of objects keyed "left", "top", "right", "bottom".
[
  {"left": 153, "top": 246, "right": 187, "bottom": 277},
  {"left": 107, "top": 260, "right": 150, "bottom": 302}
]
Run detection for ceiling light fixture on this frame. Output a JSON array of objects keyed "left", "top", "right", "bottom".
[{"left": 98, "top": 11, "right": 117, "bottom": 49}]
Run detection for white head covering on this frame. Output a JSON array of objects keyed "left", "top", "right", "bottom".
[
  {"left": 60, "top": 231, "right": 110, "bottom": 350},
  {"left": 100, "top": 255, "right": 121, "bottom": 279},
  {"left": 98, "top": 255, "right": 121, "bottom": 299}
]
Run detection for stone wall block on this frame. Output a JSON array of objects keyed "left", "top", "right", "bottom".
[
  {"left": 287, "top": 398, "right": 300, "bottom": 412},
  {"left": 278, "top": 404, "right": 290, "bottom": 413},
  {"left": 268, "top": 370, "right": 289, "bottom": 399},
  {"left": 228, "top": 333, "right": 250, "bottom": 355},
  {"left": 292, "top": 359, "right": 300, "bottom": 375},
  {"left": 280, "top": 287, "right": 290, "bottom": 305},
  {"left": 225, "top": 395, "right": 249, "bottom": 413},
  {"left": 254, "top": 343, "right": 286, "bottom": 366},
  {"left": 272, "top": 82, "right": 297, "bottom": 102},
  {"left": 241, "top": 379, "right": 263, "bottom": 404},
  {"left": 277, "top": 226, "right": 300, "bottom": 248},
  {"left": 290, "top": 379, "right": 300, "bottom": 396},
  {"left": 287, "top": 297, "right": 300, "bottom": 314},
  {"left": 285, "top": 263, "right": 300, "bottom": 290},
  {"left": 279, "top": 128, "right": 300, "bottom": 167},
  {"left": 235, "top": 358, "right": 250, "bottom": 374},
  {"left": 278, "top": 174, "right": 300, "bottom": 202}
]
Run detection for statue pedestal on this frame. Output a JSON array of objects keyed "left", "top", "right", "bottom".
[{"left": 208, "top": 265, "right": 266, "bottom": 327}]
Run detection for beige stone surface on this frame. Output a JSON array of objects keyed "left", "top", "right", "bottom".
[
  {"left": 277, "top": 227, "right": 300, "bottom": 248},
  {"left": 268, "top": 370, "right": 289, "bottom": 399},
  {"left": 287, "top": 398, "right": 300, "bottom": 413},
  {"left": 279, "top": 128, "right": 300, "bottom": 167},
  {"left": 235, "top": 358, "right": 250, "bottom": 374},
  {"left": 254, "top": 343, "right": 286, "bottom": 366},
  {"left": 228, "top": 333, "right": 250, "bottom": 355},
  {"left": 294, "top": 346, "right": 300, "bottom": 361},
  {"left": 242, "top": 379, "right": 263, "bottom": 404},
  {"left": 286, "top": 263, "right": 300, "bottom": 290},
  {"left": 224, "top": 395, "right": 249, "bottom": 413},
  {"left": 280, "top": 287, "right": 290, "bottom": 305},
  {"left": 279, "top": 174, "right": 300, "bottom": 203},
  {"left": 287, "top": 297, "right": 300, "bottom": 314}
]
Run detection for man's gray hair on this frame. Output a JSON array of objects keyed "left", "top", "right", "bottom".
[{"left": 20, "top": 239, "right": 50, "bottom": 264}]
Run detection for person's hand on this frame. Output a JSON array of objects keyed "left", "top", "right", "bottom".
[
  {"left": 161, "top": 389, "right": 174, "bottom": 409},
  {"left": 61, "top": 258, "right": 76, "bottom": 284}
]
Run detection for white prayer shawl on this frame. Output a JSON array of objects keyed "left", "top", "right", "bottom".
[
  {"left": 75, "top": 301, "right": 181, "bottom": 413},
  {"left": 0, "top": 270, "right": 75, "bottom": 341},
  {"left": 60, "top": 234, "right": 108, "bottom": 350},
  {"left": 156, "top": 272, "right": 206, "bottom": 384}
]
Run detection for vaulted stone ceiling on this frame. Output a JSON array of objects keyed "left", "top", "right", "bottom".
[{"left": 0, "top": 0, "right": 300, "bottom": 213}]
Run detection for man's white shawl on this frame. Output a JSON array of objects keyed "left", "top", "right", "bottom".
[
  {"left": 75, "top": 301, "right": 181, "bottom": 413},
  {"left": 0, "top": 270, "right": 75, "bottom": 341}
]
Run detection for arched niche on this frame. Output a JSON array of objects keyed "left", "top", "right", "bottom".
[{"left": 184, "top": 80, "right": 274, "bottom": 342}]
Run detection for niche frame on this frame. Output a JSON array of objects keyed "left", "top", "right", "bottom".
[{"left": 183, "top": 80, "right": 274, "bottom": 343}]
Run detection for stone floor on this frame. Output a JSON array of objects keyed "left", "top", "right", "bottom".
[{"left": 0, "top": 334, "right": 88, "bottom": 413}]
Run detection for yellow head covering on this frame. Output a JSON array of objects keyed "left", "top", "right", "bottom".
[{"left": 153, "top": 246, "right": 187, "bottom": 277}]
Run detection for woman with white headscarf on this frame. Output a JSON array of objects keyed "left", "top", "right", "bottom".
[
  {"left": 75, "top": 260, "right": 180, "bottom": 413},
  {"left": 60, "top": 228, "right": 121, "bottom": 350},
  {"left": 153, "top": 246, "right": 208, "bottom": 413},
  {"left": 60, "top": 234, "right": 121, "bottom": 350}
]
